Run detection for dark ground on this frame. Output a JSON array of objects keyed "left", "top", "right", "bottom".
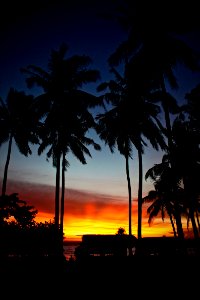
[{"left": 0, "top": 255, "right": 199, "bottom": 298}]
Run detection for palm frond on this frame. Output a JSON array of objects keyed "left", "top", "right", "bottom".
[{"left": 97, "top": 82, "right": 110, "bottom": 92}]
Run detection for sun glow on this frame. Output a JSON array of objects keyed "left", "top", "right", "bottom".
[
  {"left": 4, "top": 180, "right": 176, "bottom": 242},
  {"left": 32, "top": 200, "right": 175, "bottom": 242}
]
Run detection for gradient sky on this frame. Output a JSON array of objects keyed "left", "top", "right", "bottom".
[{"left": 0, "top": 1, "right": 199, "bottom": 240}]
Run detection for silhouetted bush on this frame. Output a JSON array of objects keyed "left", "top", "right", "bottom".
[
  {"left": 0, "top": 220, "right": 63, "bottom": 257},
  {"left": 0, "top": 193, "right": 63, "bottom": 257}
]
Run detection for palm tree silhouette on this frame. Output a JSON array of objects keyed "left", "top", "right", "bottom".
[
  {"left": 21, "top": 44, "right": 101, "bottom": 238},
  {"left": 97, "top": 67, "right": 166, "bottom": 241},
  {"left": 109, "top": 1, "right": 199, "bottom": 161},
  {"left": 144, "top": 104, "right": 200, "bottom": 239},
  {"left": 185, "top": 83, "right": 200, "bottom": 135},
  {"left": 0, "top": 88, "right": 39, "bottom": 196},
  {"left": 143, "top": 190, "right": 177, "bottom": 238},
  {"left": 144, "top": 154, "right": 183, "bottom": 238},
  {"left": 172, "top": 116, "right": 200, "bottom": 238},
  {"left": 108, "top": 3, "right": 199, "bottom": 241},
  {"left": 38, "top": 102, "right": 101, "bottom": 236},
  {"left": 184, "top": 84, "right": 200, "bottom": 234}
]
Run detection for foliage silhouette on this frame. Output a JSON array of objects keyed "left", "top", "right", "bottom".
[
  {"left": 107, "top": 1, "right": 200, "bottom": 239},
  {"left": 0, "top": 88, "right": 39, "bottom": 196},
  {"left": 97, "top": 67, "right": 166, "bottom": 240},
  {"left": 0, "top": 193, "right": 63, "bottom": 257},
  {"left": 21, "top": 44, "right": 102, "bottom": 245}
]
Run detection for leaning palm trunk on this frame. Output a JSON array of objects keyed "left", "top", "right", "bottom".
[
  {"left": 2, "top": 134, "right": 13, "bottom": 196},
  {"left": 137, "top": 146, "right": 143, "bottom": 240},
  {"left": 168, "top": 212, "right": 177, "bottom": 238},
  {"left": 174, "top": 211, "right": 184, "bottom": 239},
  {"left": 125, "top": 148, "right": 132, "bottom": 256},
  {"left": 184, "top": 178, "right": 199, "bottom": 238},
  {"left": 196, "top": 212, "right": 200, "bottom": 232},
  {"left": 189, "top": 205, "right": 199, "bottom": 239}
]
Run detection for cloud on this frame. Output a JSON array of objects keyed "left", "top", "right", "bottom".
[
  {"left": 1, "top": 178, "right": 174, "bottom": 239},
  {"left": 1, "top": 178, "right": 135, "bottom": 220}
]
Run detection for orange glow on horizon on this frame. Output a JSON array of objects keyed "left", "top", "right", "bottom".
[
  {"left": 4, "top": 179, "right": 184, "bottom": 242},
  {"left": 62, "top": 211, "right": 174, "bottom": 242},
  {"left": 34, "top": 200, "right": 174, "bottom": 241}
]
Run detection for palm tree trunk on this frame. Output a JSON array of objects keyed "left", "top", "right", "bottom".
[
  {"left": 189, "top": 206, "right": 199, "bottom": 239},
  {"left": 2, "top": 134, "right": 13, "bottom": 196},
  {"left": 174, "top": 211, "right": 184, "bottom": 239},
  {"left": 184, "top": 177, "right": 199, "bottom": 239},
  {"left": 168, "top": 212, "right": 177, "bottom": 238},
  {"left": 55, "top": 152, "right": 61, "bottom": 230},
  {"left": 125, "top": 144, "right": 132, "bottom": 256},
  {"left": 60, "top": 151, "right": 65, "bottom": 240},
  {"left": 160, "top": 78, "right": 173, "bottom": 153},
  {"left": 161, "top": 78, "right": 184, "bottom": 239},
  {"left": 137, "top": 146, "right": 143, "bottom": 240},
  {"left": 196, "top": 211, "right": 200, "bottom": 232},
  {"left": 125, "top": 153, "right": 132, "bottom": 236}
]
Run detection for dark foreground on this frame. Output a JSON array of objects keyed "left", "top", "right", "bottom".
[
  {"left": 1, "top": 253, "right": 199, "bottom": 276},
  {"left": 0, "top": 254, "right": 199, "bottom": 298}
]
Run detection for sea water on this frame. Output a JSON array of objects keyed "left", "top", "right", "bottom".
[{"left": 63, "top": 242, "right": 80, "bottom": 260}]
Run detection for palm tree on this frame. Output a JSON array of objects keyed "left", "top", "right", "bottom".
[
  {"left": 21, "top": 43, "right": 101, "bottom": 237},
  {"left": 172, "top": 117, "right": 200, "bottom": 238},
  {"left": 184, "top": 84, "right": 200, "bottom": 234},
  {"left": 97, "top": 68, "right": 133, "bottom": 242},
  {"left": 97, "top": 68, "right": 166, "bottom": 242},
  {"left": 144, "top": 153, "right": 185, "bottom": 239},
  {"left": 108, "top": 3, "right": 199, "bottom": 241},
  {"left": 185, "top": 83, "right": 200, "bottom": 135},
  {"left": 144, "top": 105, "right": 200, "bottom": 239},
  {"left": 109, "top": 1, "right": 199, "bottom": 159},
  {"left": 143, "top": 190, "right": 177, "bottom": 238},
  {"left": 38, "top": 102, "right": 101, "bottom": 236},
  {"left": 0, "top": 88, "right": 39, "bottom": 196},
  {"left": 143, "top": 156, "right": 179, "bottom": 237}
]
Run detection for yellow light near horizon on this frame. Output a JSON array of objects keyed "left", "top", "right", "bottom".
[
  {"left": 63, "top": 217, "right": 174, "bottom": 241},
  {"left": 34, "top": 210, "right": 175, "bottom": 242},
  {"left": 63, "top": 218, "right": 121, "bottom": 241}
]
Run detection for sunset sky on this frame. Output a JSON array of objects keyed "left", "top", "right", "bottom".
[{"left": 0, "top": 1, "right": 199, "bottom": 241}]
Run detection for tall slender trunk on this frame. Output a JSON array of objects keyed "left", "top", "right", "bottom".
[
  {"left": 125, "top": 143, "right": 132, "bottom": 256},
  {"left": 137, "top": 146, "right": 143, "bottom": 240},
  {"left": 125, "top": 153, "right": 132, "bottom": 237},
  {"left": 55, "top": 152, "right": 61, "bottom": 230},
  {"left": 160, "top": 78, "right": 173, "bottom": 152},
  {"left": 161, "top": 77, "right": 184, "bottom": 239},
  {"left": 60, "top": 151, "right": 65, "bottom": 240},
  {"left": 2, "top": 134, "right": 13, "bottom": 196}
]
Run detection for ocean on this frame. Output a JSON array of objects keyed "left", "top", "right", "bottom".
[{"left": 63, "top": 241, "right": 81, "bottom": 260}]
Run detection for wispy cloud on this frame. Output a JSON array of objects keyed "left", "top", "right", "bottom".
[{"left": 1, "top": 179, "right": 174, "bottom": 240}]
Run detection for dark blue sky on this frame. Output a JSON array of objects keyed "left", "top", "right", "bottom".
[
  {"left": 1, "top": 0, "right": 200, "bottom": 238},
  {"left": 0, "top": 0, "right": 126, "bottom": 99},
  {"left": 1, "top": 1, "right": 200, "bottom": 189},
  {"left": 1, "top": 0, "right": 200, "bottom": 101}
]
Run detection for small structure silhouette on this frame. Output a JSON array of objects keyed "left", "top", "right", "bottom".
[{"left": 75, "top": 234, "right": 137, "bottom": 258}]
